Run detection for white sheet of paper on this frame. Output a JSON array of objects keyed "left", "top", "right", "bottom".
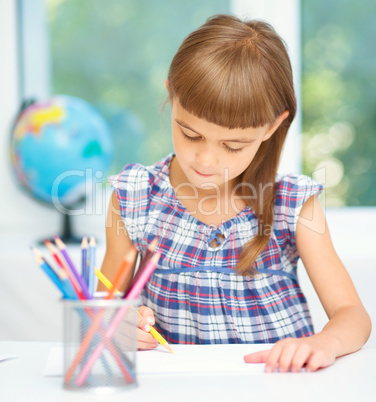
[
  {"left": 137, "top": 344, "right": 267, "bottom": 375},
  {"left": 44, "top": 344, "right": 268, "bottom": 376},
  {"left": 0, "top": 354, "right": 16, "bottom": 363}
]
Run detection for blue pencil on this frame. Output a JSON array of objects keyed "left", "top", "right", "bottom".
[
  {"left": 60, "top": 274, "right": 78, "bottom": 299},
  {"left": 32, "top": 248, "right": 64, "bottom": 294},
  {"left": 88, "top": 236, "right": 96, "bottom": 297},
  {"left": 36, "top": 247, "right": 78, "bottom": 299},
  {"left": 81, "top": 236, "right": 88, "bottom": 286}
]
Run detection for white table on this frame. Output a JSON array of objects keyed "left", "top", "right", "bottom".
[{"left": 1, "top": 342, "right": 375, "bottom": 402}]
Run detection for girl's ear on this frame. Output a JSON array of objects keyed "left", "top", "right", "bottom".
[
  {"left": 262, "top": 110, "right": 289, "bottom": 142},
  {"left": 165, "top": 79, "right": 170, "bottom": 93}
]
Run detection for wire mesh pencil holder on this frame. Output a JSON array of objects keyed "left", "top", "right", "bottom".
[{"left": 62, "top": 298, "right": 139, "bottom": 392}]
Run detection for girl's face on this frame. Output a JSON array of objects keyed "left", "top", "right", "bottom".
[{"left": 170, "top": 98, "right": 286, "bottom": 193}]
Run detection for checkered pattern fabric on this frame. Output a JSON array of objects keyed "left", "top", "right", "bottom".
[{"left": 109, "top": 153, "right": 323, "bottom": 344}]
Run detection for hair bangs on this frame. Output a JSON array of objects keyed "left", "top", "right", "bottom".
[{"left": 169, "top": 46, "right": 278, "bottom": 129}]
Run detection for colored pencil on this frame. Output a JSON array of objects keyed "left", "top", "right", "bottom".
[
  {"left": 88, "top": 236, "right": 96, "bottom": 296},
  {"left": 65, "top": 247, "right": 139, "bottom": 384},
  {"left": 75, "top": 252, "right": 161, "bottom": 385},
  {"left": 123, "top": 237, "right": 158, "bottom": 298},
  {"left": 106, "top": 247, "right": 137, "bottom": 300},
  {"left": 44, "top": 240, "right": 84, "bottom": 299},
  {"left": 32, "top": 248, "right": 66, "bottom": 296},
  {"left": 52, "top": 265, "right": 77, "bottom": 300},
  {"left": 95, "top": 267, "right": 173, "bottom": 353},
  {"left": 148, "top": 326, "right": 173, "bottom": 353},
  {"left": 81, "top": 236, "right": 88, "bottom": 285},
  {"left": 54, "top": 236, "right": 91, "bottom": 299},
  {"left": 95, "top": 268, "right": 121, "bottom": 296}
]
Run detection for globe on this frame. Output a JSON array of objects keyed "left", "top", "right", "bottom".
[{"left": 10, "top": 95, "right": 114, "bottom": 209}]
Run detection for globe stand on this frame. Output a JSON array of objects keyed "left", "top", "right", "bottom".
[
  {"left": 38, "top": 213, "right": 82, "bottom": 245},
  {"left": 58, "top": 213, "right": 82, "bottom": 244}
]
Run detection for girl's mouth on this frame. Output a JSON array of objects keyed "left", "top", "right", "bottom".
[{"left": 194, "top": 169, "right": 214, "bottom": 177}]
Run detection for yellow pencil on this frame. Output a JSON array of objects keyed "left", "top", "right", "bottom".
[
  {"left": 95, "top": 267, "right": 122, "bottom": 296},
  {"left": 95, "top": 268, "right": 173, "bottom": 353}
]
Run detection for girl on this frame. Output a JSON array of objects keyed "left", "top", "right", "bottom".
[{"left": 100, "top": 14, "right": 371, "bottom": 373}]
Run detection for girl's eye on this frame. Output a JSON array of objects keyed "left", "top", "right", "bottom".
[
  {"left": 224, "top": 144, "right": 243, "bottom": 153},
  {"left": 182, "top": 131, "right": 200, "bottom": 142},
  {"left": 181, "top": 128, "right": 243, "bottom": 153}
]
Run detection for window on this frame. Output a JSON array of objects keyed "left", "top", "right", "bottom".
[
  {"left": 19, "top": 0, "right": 375, "bottom": 206},
  {"left": 301, "top": 1, "right": 376, "bottom": 206}
]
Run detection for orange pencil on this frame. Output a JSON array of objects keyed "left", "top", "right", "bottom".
[{"left": 106, "top": 247, "right": 137, "bottom": 300}]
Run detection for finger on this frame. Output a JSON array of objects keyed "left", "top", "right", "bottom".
[
  {"left": 290, "top": 344, "right": 312, "bottom": 372},
  {"left": 136, "top": 327, "right": 158, "bottom": 350},
  {"left": 305, "top": 350, "right": 329, "bottom": 372},
  {"left": 264, "top": 343, "right": 284, "bottom": 373},
  {"left": 277, "top": 343, "right": 298, "bottom": 372},
  {"left": 138, "top": 306, "right": 155, "bottom": 326},
  {"left": 115, "top": 326, "right": 144, "bottom": 351},
  {"left": 244, "top": 349, "right": 270, "bottom": 363},
  {"left": 137, "top": 306, "right": 155, "bottom": 332}
]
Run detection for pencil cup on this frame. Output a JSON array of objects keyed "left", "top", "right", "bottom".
[{"left": 62, "top": 298, "right": 139, "bottom": 392}]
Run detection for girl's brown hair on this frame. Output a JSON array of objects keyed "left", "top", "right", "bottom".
[{"left": 167, "top": 14, "right": 296, "bottom": 275}]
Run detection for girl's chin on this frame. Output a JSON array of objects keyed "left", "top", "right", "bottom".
[{"left": 189, "top": 175, "right": 223, "bottom": 190}]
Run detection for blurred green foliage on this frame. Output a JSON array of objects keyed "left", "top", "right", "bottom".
[{"left": 302, "top": 1, "right": 376, "bottom": 206}]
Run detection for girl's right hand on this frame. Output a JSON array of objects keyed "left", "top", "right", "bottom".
[
  {"left": 115, "top": 305, "right": 158, "bottom": 351},
  {"left": 136, "top": 306, "right": 158, "bottom": 350}
]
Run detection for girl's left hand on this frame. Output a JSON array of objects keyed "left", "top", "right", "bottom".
[{"left": 244, "top": 335, "right": 337, "bottom": 373}]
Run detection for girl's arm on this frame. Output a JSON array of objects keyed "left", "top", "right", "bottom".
[
  {"left": 98, "top": 191, "right": 137, "bottom": 292},
  {"left": 99, "top": 191, "right": 158, "bottom": 350},
  {"left": 244, "top": 195, "right": 372, "bottom": 372}
]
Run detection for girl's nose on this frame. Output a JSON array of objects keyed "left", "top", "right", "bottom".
[{"left": 195, "top": 144, "right": 218, "bottom": 169}]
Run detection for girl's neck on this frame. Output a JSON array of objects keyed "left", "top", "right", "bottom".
[{"left": 169, "top": 156, "right": 247, "bottom": 227}]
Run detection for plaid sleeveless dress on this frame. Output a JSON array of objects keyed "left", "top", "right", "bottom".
[{"left": 110, "top": 153, "right": 323, "bottom": 344}]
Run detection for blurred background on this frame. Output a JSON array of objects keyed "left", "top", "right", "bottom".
[{"left": 0, "top": 0, "right": 375, "bottom": 345}]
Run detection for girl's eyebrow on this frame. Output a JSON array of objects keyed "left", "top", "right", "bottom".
[
  {"left": 175, "top": 118, "right": 256, "bottom": 143},
  {"left": 175, "top": 119, "right": 201, "bottom": 135}
]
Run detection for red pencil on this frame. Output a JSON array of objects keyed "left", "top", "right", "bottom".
[{"left": 44, "top": 240, "right": 85, "bottom": 299}]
